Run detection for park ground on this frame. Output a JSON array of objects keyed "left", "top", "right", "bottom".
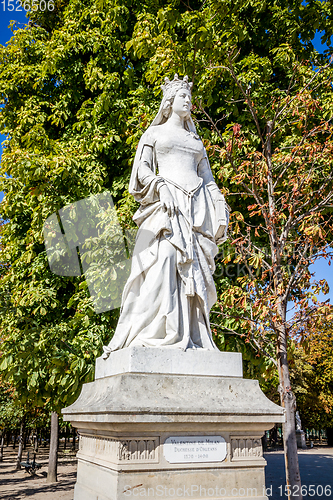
[
  {"left": 0, "top": 444, "right": 332, "bottom": 499},
  {"left": 0, "top": 442, "right": 77, "bottom": 500}
]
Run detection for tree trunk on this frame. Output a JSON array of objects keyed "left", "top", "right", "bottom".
[
  {"left": 15, "top": 418, "right": 25, "bottom": 470},
  {"left": 0, "top": 430, "right": 5, "bottom": 462},
  {"left": 277, "top": 309, "right": 302, "bottom": 500},
  {"left": 326, "top": 428, "right": 333, "bottom": 446},
  {"left": 47, "top": 412, "right": 58, "bottom": 483},
  {"left": 6, "top": 431, "right": 10, "bottom": 447},
  {"left": 64, "top": 425, "right": 68, "bottom": 450},
  {"left": 23, "top": 428, "right": 27, "bottom": 450},
  {"left": 264, "top": 117, "right": 303, "bottom": 499},
  {"left": 13, "top": 431, "right": 17, "bottom": 449},
  {"left": 34, "top": 430, "right": 38, "bottom": 453}
]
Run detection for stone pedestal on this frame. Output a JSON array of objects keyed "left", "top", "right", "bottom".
[
  {"left": 62, "top": 348, "right": 284, "bottom": 500},
  {"left": 296, "top": 430, "right": 307, "bottom": 449}
]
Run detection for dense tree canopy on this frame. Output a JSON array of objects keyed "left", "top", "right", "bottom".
[
  {"left": 0, "top": 2, "right": 332, "bottom": 491},
  {"left": 0, "top": 0, "right": 140, "bottom": 408},
  {"left": 289, "top": 316, "right": 333, "bottom": 430}
]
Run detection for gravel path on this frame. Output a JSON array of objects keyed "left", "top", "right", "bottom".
[
  {"left": 0, "top": 444, "right": 77, "bottom": 500},
  {"left": 265, "top": 446, "right": 333, "bottom": 499}
]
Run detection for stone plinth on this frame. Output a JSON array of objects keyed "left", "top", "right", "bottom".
[
  {"left": 95, "top": 346, "right": 243, "bottom": 379},
  {"left": 63, "top": 348, "right": 285, "bottom": 500}
]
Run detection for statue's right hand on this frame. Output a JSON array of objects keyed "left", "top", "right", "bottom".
[{"left": 159, "top": 184, "right": 177, "bottom": 217}]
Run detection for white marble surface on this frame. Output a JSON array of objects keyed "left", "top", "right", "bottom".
[
  {"left": 102, "top": 75, "right": 229, "bottom": 356},
  {"left": 63, "top": 372, "right": 284, "bottom": 419},
  {"left": 95, "top": 346, "right": 243, "bottom": 379}
]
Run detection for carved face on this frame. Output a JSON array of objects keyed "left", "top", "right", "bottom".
[{"left": 172, "top": 88, "right": 192, "bottom": 118}]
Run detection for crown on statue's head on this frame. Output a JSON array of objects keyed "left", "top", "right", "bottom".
[{"left": 161, "top": 74, "right": 193, "bottom": 96}]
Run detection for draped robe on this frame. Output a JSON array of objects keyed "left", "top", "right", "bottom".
[{"left": 103, "top": 126, "right": 229, "bottom": 355}]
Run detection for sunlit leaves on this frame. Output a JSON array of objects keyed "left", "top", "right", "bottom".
[
  {"left": 0, "top": 0, "right": 139, "bottom": 412},
  {"left": 0, "top": 0, "right": 332, "bottom": 414}
]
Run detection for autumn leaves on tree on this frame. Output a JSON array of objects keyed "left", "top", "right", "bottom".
[{"left": 202, "top": 50, "right": 333, "bottom": 498}]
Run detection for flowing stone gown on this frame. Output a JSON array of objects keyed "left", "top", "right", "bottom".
[{"left": 103, "top": 121, "right": 229, "bottom": 355}]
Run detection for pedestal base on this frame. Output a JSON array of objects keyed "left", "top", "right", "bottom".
[
  {"left": 74, "top": 459, "right": 268, "bottom": 500},
  {"left": 63, "top": 349, "right": 284, "bottom": 500}
]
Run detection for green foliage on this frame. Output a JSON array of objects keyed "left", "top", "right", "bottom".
[
  {"left": 289, "top": 322, "right": 333, "bottom": 429},
  {"left": 0, "top": 0, "right": 332, "bottom": 415},
  {"left": 0, "top": 379, "right": 23, "bottom": 431},
  {"left": 0, "top": 0, "right": 139, "bottom": 410},
  {"left": 122, "top": 0, "right": 333, "bottom": 369}
]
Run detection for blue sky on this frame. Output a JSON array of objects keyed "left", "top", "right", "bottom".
[
  {"left": 0, "top": 6, "right": 28, "bottom": 203},
  {"left": 0, "top": 9, "right": 332, "bottom": 306}
]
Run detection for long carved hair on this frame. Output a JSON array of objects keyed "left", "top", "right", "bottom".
[
  {"left": 129, "top": 76, "right": 199, "bottom": 198},
  {"left": 150, "top": 86, "right": 197, "bottom": 134}
]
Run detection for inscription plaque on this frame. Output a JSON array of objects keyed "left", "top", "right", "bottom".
[{"left": 164, "top": 436, "right": 227, "bottom": 463}]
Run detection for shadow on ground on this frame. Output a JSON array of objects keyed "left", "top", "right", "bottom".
[
  {"left": 0, "top": 444, "right": 77, "bottom": 500},
  {"left": 265, "top": 447, "right": 333, "bottom": 500}
]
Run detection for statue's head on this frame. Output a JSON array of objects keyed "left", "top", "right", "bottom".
[
  {"left": 131, "top": 73, "right": 197, "bottom": 193},
  {"left": 160, "top": 74, "right": 193, "bottom": 121},
  {"left": 150, "top": 74, "right": 196, "bottom": 133}
]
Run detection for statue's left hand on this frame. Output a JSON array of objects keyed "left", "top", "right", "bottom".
[{"left": 159, "top": 184, "right": 177, "bottom": 217}]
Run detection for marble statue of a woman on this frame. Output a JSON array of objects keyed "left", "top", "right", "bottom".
[{"left": 102, "top": 74, "right": 229, "bottom": 357}]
